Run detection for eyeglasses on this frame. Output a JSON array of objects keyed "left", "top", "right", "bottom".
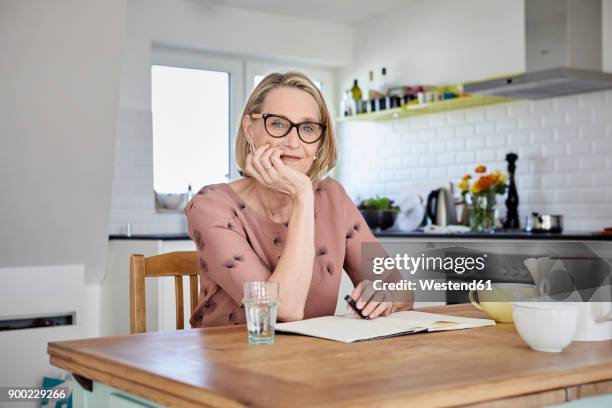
[{"left": 250, "top": 112, "right": 326, "bottom": 144}]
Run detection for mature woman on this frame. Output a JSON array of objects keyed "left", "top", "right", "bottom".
[{"left": 186, "top": 72, "right": 413, "bottom": 328}]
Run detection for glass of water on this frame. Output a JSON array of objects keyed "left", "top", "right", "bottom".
[{"left": 242, "top": 281, "right": 280, "bottom": 345}]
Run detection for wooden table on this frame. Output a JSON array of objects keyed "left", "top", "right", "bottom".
[{"left": 48, "top": 304, "right": 612, "bottom": 408}]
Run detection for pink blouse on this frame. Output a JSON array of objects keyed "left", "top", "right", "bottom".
[{"left": 184, "top": 177, "right": 378, "bottom": 328}]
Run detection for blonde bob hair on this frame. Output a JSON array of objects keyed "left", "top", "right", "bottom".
[{"left": 235, "top": 72, "right": 337, "bottom": 185}]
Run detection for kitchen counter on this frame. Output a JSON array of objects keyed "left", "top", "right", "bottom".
[
  {"left": 49, "top": 304, "right": 612, "bottom": 408},
  {"left": 109, "top": 230, "right": 612, "bottom": 241}
]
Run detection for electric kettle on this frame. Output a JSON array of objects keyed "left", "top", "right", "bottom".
[{"left": 426, "top": 188, "right": 457, "bottom": 226}]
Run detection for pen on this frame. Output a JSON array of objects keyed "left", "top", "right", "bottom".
[{"left": 344, "top": 295, "right": 369, "bottom": 320}]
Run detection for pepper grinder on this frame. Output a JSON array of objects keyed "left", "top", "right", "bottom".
[{"left": 504, "top": 152, "right": 520, "bottom": 229}]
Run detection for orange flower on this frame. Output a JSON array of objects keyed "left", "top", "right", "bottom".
[
  {"left": 462, "top": 174, "right": 472, "bottom": 180},
  {"left": 476, "top": 175, "right": 493, "bottom": 191},
  {"left": 475, "top": 165, "right": 487, "bottom": 174}
]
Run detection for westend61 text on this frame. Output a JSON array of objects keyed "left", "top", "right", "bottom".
[{"left": 373, "top": 279, "right": 493, "bottom": 291}]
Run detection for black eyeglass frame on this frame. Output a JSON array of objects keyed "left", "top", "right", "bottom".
[{"left": 250, "top": 112, "right": 326, "bottom": 144}]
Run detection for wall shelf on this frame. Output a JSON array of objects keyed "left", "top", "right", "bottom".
[{"left": 336, "top": 94, "right": 515, "bottom": 123}]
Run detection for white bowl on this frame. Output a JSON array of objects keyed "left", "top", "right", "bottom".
[
  {"left": 512, "top": 302, "right": 579, "bottom": 352},
  {"left": 156, "top": 192, "right": 187, "bottom": 210}
]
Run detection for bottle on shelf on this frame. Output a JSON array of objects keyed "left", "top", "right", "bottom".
[
  {"left": 366, "top": 71, "right": 375, "bottom": 113},
  {"left": 341, "top": 90, "right": 351, "bottom": 116},
  {"left": 351, "top": 79, "right": 363, "bottom": 114},
  {"left": 380, "top": 67, "right": 388, "bottom": 96}
]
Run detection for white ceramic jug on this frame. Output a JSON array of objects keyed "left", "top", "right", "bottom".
[{"left": 574, "top": 302, "right": 612, "bottom": 341}]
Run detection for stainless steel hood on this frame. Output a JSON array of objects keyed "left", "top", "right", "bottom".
[{"left": 464, "top": 0, "right": 612, "bottom": 99}]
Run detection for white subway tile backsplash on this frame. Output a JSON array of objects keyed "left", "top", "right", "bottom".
[
  {"left": 579, "top": 92, "right": 607, "bottom": 109},
  {"left": 567, "top": 111, "right": 591, "bottom": 125},
  {"left": 485, "top": 105, "right": 506, "bottom": 120},
  {"left": 591, "top": 107, "right": 612, "bottom": 123},
  {"left": 579, "top": 155, "right": 606, "bottom": 171},
  {"left": 336, "top": 90, "right": 612, "bottom": 231},
  {"left": 518, "top": 144, "right": 541, "bottom": 159},
  {"left": 476, "top": 149, "right": 496, "bottom": 162},
  {"left": 518, "top": 116, "right": 541, "bottom": 130},
  {"left": 456, "top": 124, "right": 475, "bottom": 138},
  {"left": 387, "top": 157, "right": 403, "bottom": 169},
  {"left": 486, "top": 134, "right": 507, "bottom": 148},
  {"left": 445, "top": 139, "right": 464, "bottom": 151},
  {"left": 507, "top": 102, "right": 530, "bottom": 117},
  {"left": 466, "top": 136, "right": 486, "bottom": 149},
  {"left": 555, "top": 127, "right": 579, "bottom": 142},
  {"left": 437, "top": 153, "right": 455, "bottom": 166},
  {"left": 542, "top": 142, "right": 565, "bottom": 157},
  {"left": 496, "top": 119, "right": 518, "bottom": 132},
  {"left": 566, "top": 173, "right": 592, "bottom": 187},
  {"left": 530, "top": 99, "right": 553, "bottom": 115},
  {"left": 456, "top": 151, "right": 475, "bottom": 164},
  {"left": 429, "top": 140, "right": 446, "bottom": 153},
  {"left": 446, "top": 110, "right": 465, "bottom": 125},
  {"left": 465, "top": 108, "right": 486, "bottom": 122},
  {"left": 428, "top": 167, "right": 447, "bottom": 179},
  {"left": 593, "top": 137, "right": 612, "bottom": 153},
  {"left": 531, "top": 128, "right": 554, "bottom": 143},
  {"left": 509, "top": 131, "right": 529, "bottom": 145},
  {"left": 580, "top": 123, "right": 606, "bottom": 140},
  {"left": 475, "top": 122, "right": 496, "bottom": 135},
  {"left": 419, "top": 155, "right": 438, "bottom": 167},
  {"left": 542, "top": 113, "right": 566, "bottom": 127},
  {"left": 436, "top": 127, "right": 455, "bottom": 140},
  {"left": 411, "top": 143, "right": 429, "bottom": 154},
  {"left": 419, "top": 128, "right": 437, "bottom": 141}
]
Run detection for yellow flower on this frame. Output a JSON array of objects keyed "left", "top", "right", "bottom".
[
  {"left": 458, "top": 179, "right": 469, "bottom": 192},
  {"left": 498, "top": 174, "right": 507, "bottom": 184},
  {"left": 471, "top": 182, "right": 482, "bottom": 194}
]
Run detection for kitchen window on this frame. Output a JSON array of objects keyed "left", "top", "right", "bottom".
[{"left": 151, "top": 48, "right": 244, "bottom": 194}]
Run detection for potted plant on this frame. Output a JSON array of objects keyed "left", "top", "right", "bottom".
[
  {"left": 357, "top": 196, "right": 400, "bottom": 231},
  {"left": 458, "top": 166, "right": 507, "bottom": 232}
]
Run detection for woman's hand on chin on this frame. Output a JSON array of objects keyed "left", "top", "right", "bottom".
[{"left": 244, "top": 144, "right": 313, "bottom": 200}]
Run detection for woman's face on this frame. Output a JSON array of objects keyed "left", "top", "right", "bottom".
[{"left": 243, "top": 87, "right": 322, "bottom": 175}]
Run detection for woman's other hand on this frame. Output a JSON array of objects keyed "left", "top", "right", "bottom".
[{"left": 244, "top": 144, "right": 313, "bottom": 200}]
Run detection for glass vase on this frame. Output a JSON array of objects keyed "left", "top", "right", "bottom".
[{"left": 469, "top": 193, "right": 497, "bottom": 233}]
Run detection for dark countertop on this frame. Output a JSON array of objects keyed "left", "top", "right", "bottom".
[{"left": 109, "top": 230, "right": 612, "bottom": 241}]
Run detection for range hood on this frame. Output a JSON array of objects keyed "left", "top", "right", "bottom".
[{"left": 464, "top": 0, "right": 612, "bottom": 99}]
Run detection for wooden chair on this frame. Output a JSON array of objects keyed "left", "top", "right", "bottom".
[{"left": 129, "top": 251, "right": 200, "bottom": 334}]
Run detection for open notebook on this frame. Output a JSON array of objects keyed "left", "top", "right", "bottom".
[{"left": 276, "top": 311, "right": 495, "bottom": 343}]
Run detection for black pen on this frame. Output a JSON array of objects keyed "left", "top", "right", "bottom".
[{"left": 344, "top": 295, "right": 369, "bottom": 320}]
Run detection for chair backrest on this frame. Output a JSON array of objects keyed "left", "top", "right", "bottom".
[{"left": 129, "top": 251, "right": 200, "bottom": 334}]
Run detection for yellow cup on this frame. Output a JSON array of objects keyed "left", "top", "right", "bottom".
[{"left": 469, "top": 283, "right": 535, "bottom": 323}]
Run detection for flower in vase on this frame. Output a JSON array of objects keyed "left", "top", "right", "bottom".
[{"left": 460, "top": 165, "right": 508, "bottom": 232}]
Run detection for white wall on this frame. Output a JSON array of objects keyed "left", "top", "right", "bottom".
[
  {"left": 336, "top": 0, "right": 525, "bottom": 95},
  {"left": 337, "top": 92, "right": 612, "bottom": 231},
  {"left": 109, "top": 0, "right": 353, "bottom": 235},
  {"left": 0, "top": 0, "right": 127, "bottom": 284}
]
